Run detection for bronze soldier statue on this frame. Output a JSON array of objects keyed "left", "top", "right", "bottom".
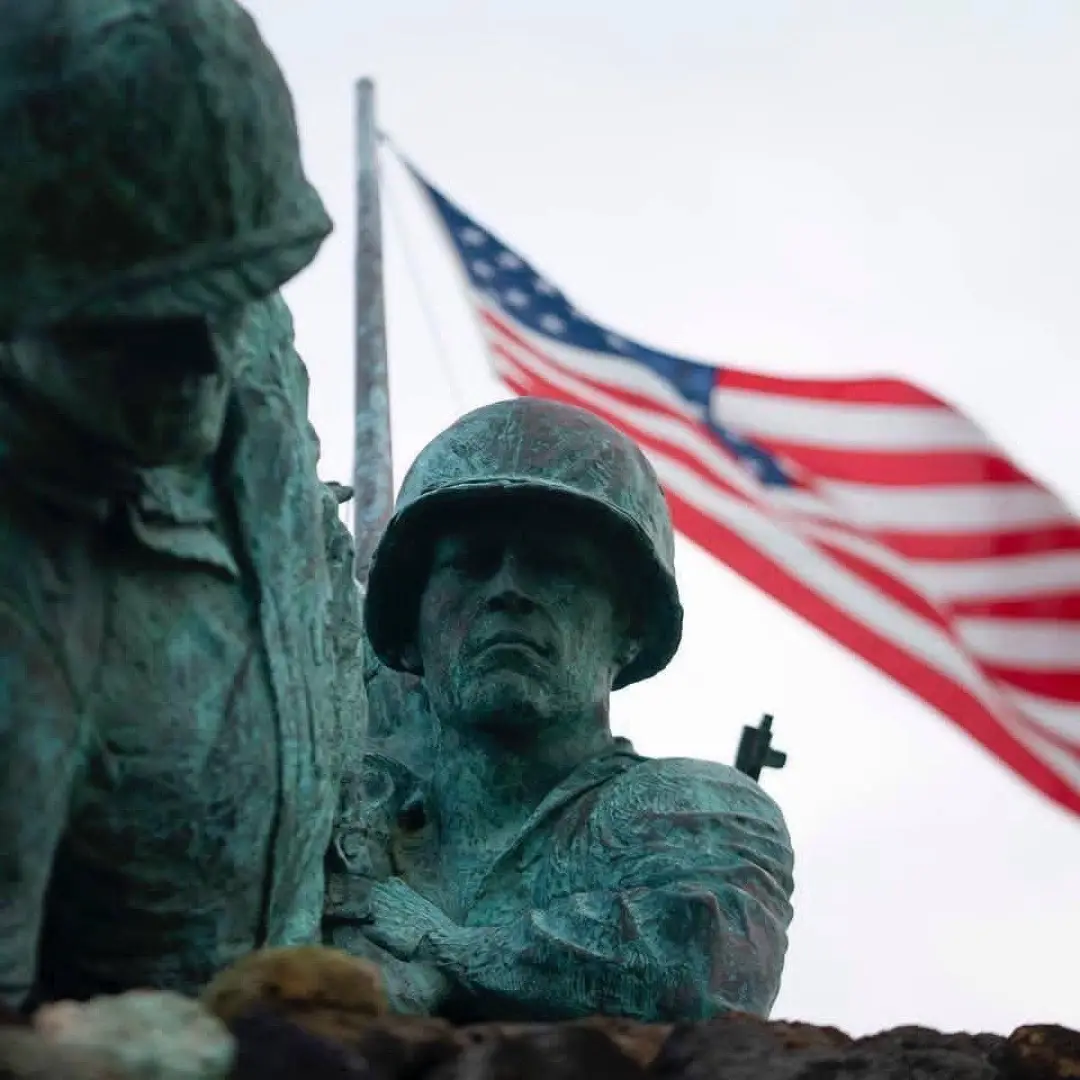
[
  {"left": 0, "top": 0, "right": 366, "bottom": 1007},
  {"left": 326, "top": 398, "right": 795, "bottom": 1023}
]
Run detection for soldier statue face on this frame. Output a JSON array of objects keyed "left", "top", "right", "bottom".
[
  {"left": 7, "top": 309, "right": 244, "bottom": 468},
  {"left": 407, "top": 500, "right": 643, "bottom": 733}
]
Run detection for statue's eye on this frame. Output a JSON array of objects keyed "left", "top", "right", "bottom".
[
  {"left": 529, "top": 545, "right": 579, "bottom": 577},
  {"left": 455, "top": 542, "right": 502, "bottom": 577},
  {"left": 435, "top": 536, "right": 500, "bottom": 578}
]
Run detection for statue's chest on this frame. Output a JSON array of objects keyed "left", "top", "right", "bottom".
[
  {"left": 70, "top": 550, "right": 281, "bottom": 881},
  {"left": 419, "top": 810, "right": 585, "bottom": 922},
  {"left": 431, "top": 832, "right": 518, "bottom": 916}
]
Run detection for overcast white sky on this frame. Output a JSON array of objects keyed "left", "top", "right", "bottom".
[{"left": 245, "top": 0, "right": 1080, "bottom": 1034}]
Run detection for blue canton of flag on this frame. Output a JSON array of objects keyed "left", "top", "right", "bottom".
[{"left": 410, "top": 166, "right": 796, "bottom": 489}]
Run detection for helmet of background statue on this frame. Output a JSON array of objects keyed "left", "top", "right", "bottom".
[
  {"left": 364, "top": 397, "right": 684, "bottom": 689},
  {"left": 0, "top": 0, "right": 332, "bottom": 337}
]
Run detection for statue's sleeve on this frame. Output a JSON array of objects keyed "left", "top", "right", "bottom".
[
  {"left": 424, "top": 759, "right": 794, "bottom": 1023},
  {"left": 0, "top": 598, "right": 85, "bottom": 1008}
]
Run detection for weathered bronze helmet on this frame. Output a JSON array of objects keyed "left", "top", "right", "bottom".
[
  {"left": 0, "top": 0, "right": 332, "bottom": 336},
  {"left": 364, "top": 397, "right": 683, "bottom": 689}
]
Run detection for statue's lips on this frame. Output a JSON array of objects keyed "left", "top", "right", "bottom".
[{"left": 474, "top": 631, "right": 552, "bottom": 659}]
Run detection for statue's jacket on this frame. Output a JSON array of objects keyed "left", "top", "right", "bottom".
[
  {"left": 0, "top": 296, "right": 367, "bottom": 1007},
  {"left": 331, "top": 737, "right": 795, "bottom": 1023}
]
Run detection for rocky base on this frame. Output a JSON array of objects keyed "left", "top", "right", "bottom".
[
  {"left": 1, "top": 946, "right": 1076, "bottom": 1079},
  {"left": 229, "top": 1011, "right": 1080, "bottom": 1080}
]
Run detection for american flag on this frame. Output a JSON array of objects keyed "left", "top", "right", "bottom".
[{"left": 404, "top": 159, "right": 1080, "bottom": 818}]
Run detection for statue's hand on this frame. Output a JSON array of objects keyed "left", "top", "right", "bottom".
[
  {"left": 324, "top": 921, "right": 451, "bottom": 1016},
  {"left": 363, "top": 878, "right": 457, "bottom": 962}
]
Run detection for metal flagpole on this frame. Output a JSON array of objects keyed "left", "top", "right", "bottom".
[
  {"left": 352, "top": 76, "right": 394, "bottom": 582},
  {"left": 351, "top": 78, "right": 425, "bottom": 751}
]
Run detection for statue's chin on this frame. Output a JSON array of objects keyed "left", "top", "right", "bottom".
[
  {"left": 119, "top": 393, "right": 231, "bottom": 467},
  {"left": 455, "top": 674, "right": 555, "bottom": 731}
]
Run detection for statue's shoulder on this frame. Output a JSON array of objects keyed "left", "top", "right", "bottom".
[
  {"left": 587, "top": 756, "right": 794, "bottom": 884},
  {"left": 600, "top": 754, "right": 788, "bottom": 827},
  {"left": 233, "top": 292, "right": 306, "bottom": 403},
  {"left": 239, "top": 291, "right": 296, "bottom": 356}
]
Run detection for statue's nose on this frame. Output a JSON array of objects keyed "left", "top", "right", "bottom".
[{"left": 483, "top": 548, "right": 540, "bottom": 611}]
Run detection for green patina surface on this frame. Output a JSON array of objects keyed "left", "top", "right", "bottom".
[
  {"left": 327, "top": 400, "right": 795, "bottom": 1023},
  {"left": 0, "top": 0, "right": 792, "bottom": 1024},
  {"left": 0, "top": 296, "right": 367, "bottom": 1007},
  {"left": 0, "top": 0, "right": 365, "bottom": 1008}
]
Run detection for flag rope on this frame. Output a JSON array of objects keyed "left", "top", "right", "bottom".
[{"left": 376, "top": 143, "right": 468, "bottom": 412}]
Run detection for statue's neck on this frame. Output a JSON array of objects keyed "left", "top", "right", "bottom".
[{"left": 430, "top": 711, "right": 613, "bottom": 839}]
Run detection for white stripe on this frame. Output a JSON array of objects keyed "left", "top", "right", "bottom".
[
  {"left": 795, "top": 516, "right": 949, "bottom": 605},
  {"left": 1006, "top": 687, "right": 1080, "bottom": 743},
  {"left": 647, "top": 454, "right": 1002, "bottom": 705},
  {"left": 486, "top": 335, "right": 763, "bottom": 504},
  {"left": 476, "top": 297, "right": 703, "bottom": 420},
  {"left": 712, "top": 385, "right": 993, "bottom": 453},
  {"left": 643, "top": 448, "right": 1078, "bottom": 790},
  {"left": 489, "top": 338, "right": 1077, "bottom": 792},
  {"left": 481, "top": 305, "right": 1072, "bottom": 536},
  {"left": 491, "top": 327, "right": 876, "bottom": 534},
  {"left": 783, "top": 522, "right": 1080, "bottom": 675},
  {"left": 815, "top": 481, "right": 1074, "bottom": 534},
  {"left": 478, "top": 301, "right": 1079, "bottom": 796},
  {"left": 956, "top": 617, "right": 1080, "bottom": 671},
  {"left": 911, "top": 550, "right": 1080, "bottom": 602},
  {"left": 1004, "top": 720, "right": 1080, "bottom": 791},
  {"left": 493, "top": 334, "right": 1080, "bottom": 609}
]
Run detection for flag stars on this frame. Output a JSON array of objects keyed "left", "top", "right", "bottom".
[
  {"left": 459, "top": 226, "right": 487, "bottom": 246},
  {"left": 504, "top": 288, "right": 530, "bottom": 308},
  {"left": 606, "top": 333, "right": 629, "bottom": 352},
  {"left": 534, "top": 278, "right": 557, "bottom": 295},
  {"left": 472, "top": 261, "right": 495, "bottom": 279},
  {"left": 539, "top": 313, "right": 566, "bottom": 334},
  {"left": 496, "top": 251, "right": 522, "bottom": 269}
]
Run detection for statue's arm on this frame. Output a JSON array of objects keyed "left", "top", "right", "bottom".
[
  {"left": 324, "top": 831, "right": 452, "bottom": 1016},
  {"left": 326, "top": 919, "right": 451, "bottom": 1015},
  {"left": 323, "top": 749, "right": 451, "bottom": 1016},
  {"left": 420, "top": 760, "right": 794, "bottom": 1022},
  {"left": 0, "top": 598, "right": 84, "bottom": 1009}
]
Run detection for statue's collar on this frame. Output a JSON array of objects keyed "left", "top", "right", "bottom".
[{"left": 411, "top": 735, "right": 643, "bottom": 834}]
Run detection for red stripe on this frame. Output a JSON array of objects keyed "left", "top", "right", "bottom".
[
  {"left": 505, "top": 349, "right": 1080, "bottom": 693},
  {"left": 487, "top": 312, "right": 972, "bottom": 491},
  {"left": 812, "top": 539, "right": 954, "bottom": 631},
  {"left": 490, "top": 327, "right": 1080, "bottom": 569},
  {"left": 872, "top": 526, "right": 1080, "bottom": 562},
  {"left": 760, "top": 439, "right": 1033, "bottom": 487},
  {"left": 492, "top": 346, "right": 755, "bottom": 505},
  {"left": 492, "top": 319, "right": 1080, "bottom": 601},
  {"left": 664, "top": 494, "right": 1080, "bottom": 816},
  {"left": 982, "top": 667, "right": 1080, "bottom": 705},
  {"left": 479, "top": 305, "right": 1080, "bottom": 812},
  {"left": 950, "top": 593, "right": 1080, "bottom": 621},
  {"left": 483, "top": 312, "right": 696, "bottom": 426},
  {"left": 717, "top": 368, "right": 947, "bottom": 407},
  {"left": 497, "top": 343, "right": 1080, "bottom": 636},
  {"left": 495, "top": 323, "right": 1027, "bottom": 492}
]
